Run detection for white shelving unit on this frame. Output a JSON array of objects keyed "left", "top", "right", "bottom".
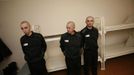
[
  {"left": 93, "top": 17, "right": 134, "bottom": 70},
  {"left": 43, "top": 17, "right": 134, "bottom": 72},
  {"left": 102, "top": 23, "right": 134, "bottom": 69}
]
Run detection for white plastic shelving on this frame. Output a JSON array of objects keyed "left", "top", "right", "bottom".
[{"left": 43, "top": 17, "right": 134, "bottom": 71}]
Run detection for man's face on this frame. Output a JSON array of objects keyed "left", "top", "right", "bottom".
[
  {"left": 20, "top": 23, "right": 31, "bottom": 35},
  {"left": 66, "top": 23, "right": 75, "bottom": 34},
  {"left": 86, "top": 17, "right": 94, "bottom": 28}
]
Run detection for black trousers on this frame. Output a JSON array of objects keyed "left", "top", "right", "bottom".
[
  {"left": 84, "top": 50, "right": 98, "bottom": 75},
  {"left": 27, "top": 59, "right": 48, "bottom": 75},
  {"left": 65, "top": 56, "right": 81, "bottom": 75}
]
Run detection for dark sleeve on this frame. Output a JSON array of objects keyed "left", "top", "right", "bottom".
[
  {"left": 78, "top": 32, "right": 83, "bottom": 48},
  {"left": 80, "top": 30, "right": 85, "bottom": 48},
  {"left": 60, "top": 35, "right": 69, "bottom": 57},
  {"left": 40, "top": 34, "right": 47, "bottom": 53},
  {"left": 96, "top": 29, "right": 99, "bottom": 39},
  {"left": 0, "top": 39, "right": 12, "bottom": 57},
  {"left": 20, "top": 38, "right": 25, "bottom": 54},
  {"left": 60, "top": 35, "right": 65, "bottom": 53},
  {"left": 93, "top": 28, "right": 99, "bottom": 40}
]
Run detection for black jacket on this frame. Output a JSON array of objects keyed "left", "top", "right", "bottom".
[
  {"left": 20, "top": 32, "right": 47, "bottom": 63},
  {"left": 0, "top": 39, "right": 12, "bottom": 62},
  {"left": 60, "top": 32, "right": 82, "bottom": 58},
  {"left": 81, "top": 26, "right": 99, "bottom": 50}
]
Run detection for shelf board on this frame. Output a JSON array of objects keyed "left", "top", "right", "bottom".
[
  {"left": 104, "top": 23, "right": 134, "bottom": 33},
  {"left": 105, "top": 43, "right": 134, "bottom": 60},
  {"left": 46, "top": 37, "right": 60, "bottom": 42}
]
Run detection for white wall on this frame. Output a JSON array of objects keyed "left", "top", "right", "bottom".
[
  {"left": 0, "top": 0, "right": 134, "bottom": 36},
  {"left": 0, "top": 0, "right": 134, "bottom": 70}
]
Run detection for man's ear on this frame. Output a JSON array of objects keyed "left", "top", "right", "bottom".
[
  {"left": 85, "top": 20, "right": 87, "bottom": 24},
  {"left": 29, "top": 25, "right": 32, "bottom": 30}
]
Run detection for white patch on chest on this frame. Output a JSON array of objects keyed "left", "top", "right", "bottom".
[
  {"left": 64, "top": 40, "right": 69, "bottom": 43},
  {"left": 85, "top": 34, "right": 90, "bottom": 37},
  {"left": 23, "top": 43, "right": 28, "bottom": 46}
]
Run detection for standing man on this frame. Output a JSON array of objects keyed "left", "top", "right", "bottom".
[
  {"left": 60, "top": 21, "right": 82, "bottom": 75},
  {"left": 81, "top": 16, "right": 99, "bottom": 75},
  {"left": 20, "top": 21, "right": 48, "bottom": 75}
]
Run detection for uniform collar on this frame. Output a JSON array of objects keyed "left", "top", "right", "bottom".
[
  {"left": 25, "top": 31, "right": 34, "bottom": 37},
  {"left": 67, "top": 31, "right": 77, "bottom": 36},
  {"left": 86, "top": 26, "right": 94, "bottom": 30}
]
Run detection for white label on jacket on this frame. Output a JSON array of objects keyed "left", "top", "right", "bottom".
[
  {"left": 23, "top": 43, "right": 28, "bottom": 46},
  {"left": 64, "top": 40, "right": 69, "bottom": 43},
  {"left": 85, "top": 34, "right": 90, "bottom": 37}
]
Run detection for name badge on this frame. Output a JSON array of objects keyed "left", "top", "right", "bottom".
[
  {"left": 85, "top": 34, "right": 90, "bottom": 37},
  {"left": 23, "top": 43, "right": 28, "bottom": 46},
  {"left": 64, "top": 40, "right": 69, "bottom": 43}
]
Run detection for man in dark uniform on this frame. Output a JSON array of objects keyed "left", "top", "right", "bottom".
[
  {"left": 81, "top": 16, "right": 99, "bottom": 75},
  {"left": 60, "top": 21, "right": 82, "bottom": 75},
  {"left": 20, "top": 21, "right": 48, "bottom": 75}
]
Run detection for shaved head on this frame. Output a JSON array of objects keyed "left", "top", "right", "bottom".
[
  {"left": 86, "top": 16, "right": 94, "bottom": 21},
  {"left": 20, "top": 21, "right": 32, "bottom": 36},
  {"left": 20, "top": 21, "right": 31, "bottom": 27},
  {"left": 85, "top": 16, "right": 95, "bottom": 28},
  {"left": 66, "top": 21, "right": 75, "bottom": 35},
  {"left": 66, "top": 21, "right": 75, "bottom": 28}
]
